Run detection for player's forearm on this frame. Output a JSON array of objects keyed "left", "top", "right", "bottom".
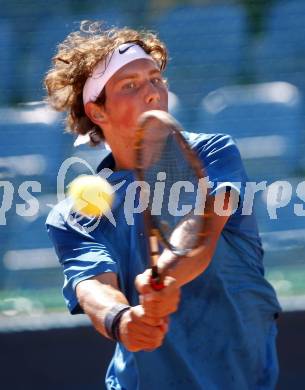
[
  {"left": 77, "top": 276, "right": 169, "bottom": 351},
  {"left": 76, "top": 276, "right": 129, "bottom": 339},
  {"left": 157, "top": 245, "right": 213, "bottom": 287},
  {"left": 158, "top": 192, "right": 235, "bottom": 287}
]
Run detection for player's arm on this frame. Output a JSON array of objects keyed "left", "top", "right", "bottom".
[
  {"left": 158, "top": 192, "right": 233, "bottom": 286},
  {"left": 157, "top": 190, "right": 236, "bottom": 287},
  {"left": 76, "top": 273, "right": 168, "bottom": 352},
  {"left": 136, "top": 190, "right": 236, "bottom": 316}
]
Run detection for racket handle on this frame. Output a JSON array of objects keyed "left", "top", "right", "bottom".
[
  {"left": 144, "top": 267, "right": 164, "bottom": 352},
  {"left": 150, "top": 265, "right": 164, "bottom": 291}
]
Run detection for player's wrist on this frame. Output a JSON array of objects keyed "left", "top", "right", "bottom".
[{"left": 104, "top": 303, "right": 131, "bottom": 341}]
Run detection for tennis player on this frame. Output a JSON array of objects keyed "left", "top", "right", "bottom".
[{"left": 45, "top": 21, "right": 281, "bottom": 389}]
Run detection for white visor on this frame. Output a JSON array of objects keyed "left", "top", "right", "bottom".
[{"left": 82, "top": 43, "right": 154, "bottom": 105}]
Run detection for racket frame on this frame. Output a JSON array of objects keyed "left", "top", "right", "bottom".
[{"left": 134, "top": 110, "right": 213, "bottom": 288}]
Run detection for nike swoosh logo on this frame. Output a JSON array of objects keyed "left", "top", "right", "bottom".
[{"left": 118, "top": 44, "right": 135, "bottom": 54}]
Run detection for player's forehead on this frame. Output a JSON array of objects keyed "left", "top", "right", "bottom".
[{"left": 108, "top": 59, "right": 161, "bottom": 85}]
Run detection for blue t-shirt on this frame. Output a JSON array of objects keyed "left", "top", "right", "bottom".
[{"left": 46, "top": 133, "right": 281, "bottom": 389}]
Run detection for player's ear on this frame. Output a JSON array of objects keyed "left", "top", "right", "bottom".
[{"left": 84, "top": 102, "right": 109, "bottom": 126}]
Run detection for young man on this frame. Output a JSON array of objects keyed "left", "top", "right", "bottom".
[{"left": 45, "top": 22, "right": 281, "bottom": 389}]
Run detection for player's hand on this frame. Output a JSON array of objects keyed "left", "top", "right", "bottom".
[
  {"left": 135, "top": 269, "right": 181, "bottom": 318},
  {"left": 119, "top": 305, "right": 168, "bottom": 352}
]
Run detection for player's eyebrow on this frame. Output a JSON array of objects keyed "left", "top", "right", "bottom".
[{"left": 114, "top": 68, "right": 161, "bottom": 83}]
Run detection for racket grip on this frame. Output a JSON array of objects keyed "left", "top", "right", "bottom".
[
  {"left": 144, "top": 266, "right": 165, "bottom": 352},
  {"left": 150, "top": 265, "right": 164, "bottom": 291}
]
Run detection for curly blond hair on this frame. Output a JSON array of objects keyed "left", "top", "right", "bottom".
[{"left": 44, "top": 21, "right": 168, "bottom": 145}]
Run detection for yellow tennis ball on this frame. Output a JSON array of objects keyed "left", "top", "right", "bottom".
[{"left": 68, "top": 175, "right": 113, "bottom": 217}]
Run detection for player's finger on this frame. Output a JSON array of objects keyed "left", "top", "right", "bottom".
[
  {"left": 135, "top": 269, "right": 154, "bottom": 294},
  {"left": 131, "top": 306, "right": 168, "bottom": 327},
  {"left": 130, "top": 326, "right": 165, "bottom": 343},
  {"left": 141, "top": 302, "right": 178, "bottom": 318},
  {"left": 124, "top": 323, "right": 165, "bottom": 348}
]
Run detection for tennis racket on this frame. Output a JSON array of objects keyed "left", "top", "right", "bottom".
[{"left": 134, "top": 110, "right": 214, "bottom": 291}]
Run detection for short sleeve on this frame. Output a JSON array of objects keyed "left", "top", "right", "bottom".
[
  {"left": 189, "top": 133, "right": 248, "bottom": 204},
  {"left": 46, "top": 211, "right": 118, "bottom": 314},
  {"left": 198, "top": 133, "right": 246, "bottom": 185}
]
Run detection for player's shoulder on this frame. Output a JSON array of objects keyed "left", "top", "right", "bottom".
[
  {"left": 46, "top": 195, "right": 115, "bottom": 237},
  {"left": 46, "top": 197, "right": 74, "bottom": 230},
  {"left": 183, "top": 131, "right": 237, "bottom": 152}
]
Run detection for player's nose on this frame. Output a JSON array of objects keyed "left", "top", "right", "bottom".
[{"left": 144, "top": 82, "right": 161, "bottom": 105}]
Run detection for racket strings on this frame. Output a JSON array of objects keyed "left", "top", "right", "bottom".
[{"left": 140, "top": 125, "right": 211, "bottom": 254}]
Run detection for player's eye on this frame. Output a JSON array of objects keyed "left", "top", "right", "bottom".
[
  {"left": 151, "top": 77, "right": 163, "bottom": 85},
  {"left": 122, "top": 81, "right": 137, "bottom": 90}
]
